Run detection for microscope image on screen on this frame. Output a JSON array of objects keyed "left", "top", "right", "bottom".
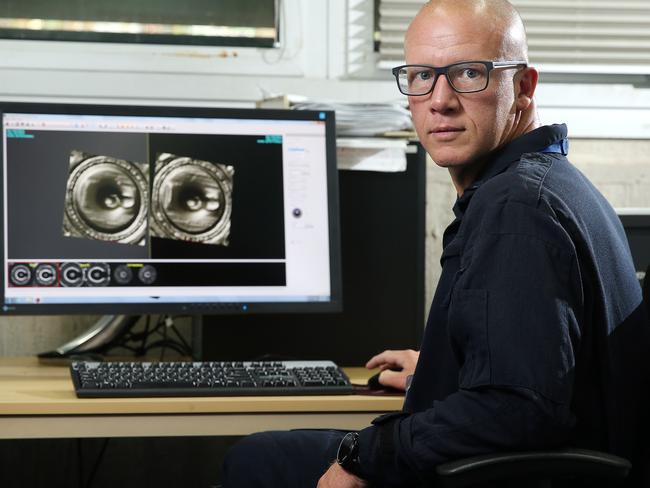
[
  {"left": 62, "top": 150, "right": 149, "bottom": 246},
  {"left": 150, "top": 153, "right": 234, "bottom": 246}
]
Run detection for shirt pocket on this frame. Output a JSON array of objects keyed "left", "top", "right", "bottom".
[
  {"left": 448, "top": 289, "right": 491, "bottom": 389},
  {"left": 439, "top": 238, "right": 465, "bottom": 307}
]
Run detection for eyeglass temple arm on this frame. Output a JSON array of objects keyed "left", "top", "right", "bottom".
[{"left": 493, "top": 61, "right": 528, "bottom": 68}]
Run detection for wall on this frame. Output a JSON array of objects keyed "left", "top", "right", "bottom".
[{"left": 0, "top": 315, "right": 98, "bottom": 356}]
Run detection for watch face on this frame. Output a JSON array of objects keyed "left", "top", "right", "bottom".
[{"left": 337, "top": 432, "right": 360, "bottom": 468}]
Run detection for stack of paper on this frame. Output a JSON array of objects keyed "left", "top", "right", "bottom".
[
  {"left": 292, "top": 101, "right": 413, "bottom": 137},
  {"left": 336, "top": 137, "right": 410, "bottom": 172}
]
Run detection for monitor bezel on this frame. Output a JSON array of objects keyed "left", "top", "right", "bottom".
[{"left": 0, "top": 102, "right": 342, "bottom": 315}]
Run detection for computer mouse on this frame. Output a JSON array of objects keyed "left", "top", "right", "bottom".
[
  {"left": 367, "top": 369, "right": 403, "bottom": 391},
  {"left": 367, "top": 371, "right": 383, "bottom": 390}
]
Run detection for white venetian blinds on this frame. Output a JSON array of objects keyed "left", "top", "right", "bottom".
[
  {"left": 377, "top": 0, "right": 650, "bottom": 74},
  {"left": 377, "top": 1, "right": 423, "bottom": 69}
]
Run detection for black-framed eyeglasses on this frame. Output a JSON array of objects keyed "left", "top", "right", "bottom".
[{"left": 391, "top": 61, "right": 527, "bottom": 95}]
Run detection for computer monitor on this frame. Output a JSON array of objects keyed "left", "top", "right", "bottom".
[
  {"left": 0, "top": 103, "right": 341, "bottom": 316},
  {"left": 617, "top": 208, "right": 650, "bottom": 283}
]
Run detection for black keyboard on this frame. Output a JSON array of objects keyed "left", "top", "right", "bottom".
[{"left": 70, "top": 360, "right": 354, "bottom": 398}]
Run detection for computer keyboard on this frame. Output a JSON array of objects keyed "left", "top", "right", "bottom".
[{"left": 70, "top": 360, "right": 354, "bottom": 398}]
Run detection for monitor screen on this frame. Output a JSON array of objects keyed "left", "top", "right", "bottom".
[{"left": 0, "top": 103, "right": 341, "bottom": 315}]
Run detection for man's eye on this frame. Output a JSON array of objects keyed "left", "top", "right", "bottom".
[
  {"left": 462, "top": 68, "right": 479, "bottom": 79},
  {"left": 414, "top": 70, "right": 433, "bottom": 81}
]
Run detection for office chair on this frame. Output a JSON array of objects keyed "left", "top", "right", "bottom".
[{"left": 434, "top": 447, "right": 631, "bottom": 488}]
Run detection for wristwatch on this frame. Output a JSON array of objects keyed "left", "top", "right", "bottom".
[{"left": 336, "top": 432, "right": 361, "bottom": 473}]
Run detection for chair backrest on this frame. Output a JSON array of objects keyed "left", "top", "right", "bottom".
[
  {"left": 643, "top": 264, "right": 650, "bottom": 317},
  {"left": 434, "top": 448, "right": 631, "bottom": 488},
  {"left": 639, "top": 264, "right": 650, "bottom": 488}
]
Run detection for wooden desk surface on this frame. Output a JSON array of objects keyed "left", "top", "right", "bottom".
[{"left": 0, "top": 357, "right": 403, "bottom": 439}]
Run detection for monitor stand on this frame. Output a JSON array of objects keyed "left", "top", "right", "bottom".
[{"left": 37, "top": 315, "right": 140, "bottom": 359}]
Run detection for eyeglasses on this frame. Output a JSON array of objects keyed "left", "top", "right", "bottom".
[{"left": 391, "top": 61, "right": 527, "bottom": 95}]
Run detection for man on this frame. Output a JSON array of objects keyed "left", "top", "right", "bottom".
[{"left": 221, "top": 1, "right": 649, "bottom": 487}]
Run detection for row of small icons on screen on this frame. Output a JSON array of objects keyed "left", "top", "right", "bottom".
[
  {"left": 8, "top": 262, "right": 157, "bottom": 288},
  {"left": 5, "top": 121, "right": 175, "bottom": 130}
]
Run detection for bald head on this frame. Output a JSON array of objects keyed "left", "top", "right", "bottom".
[
  {"left": 401, "top": 0, "right": 540, "bottom": 182},
  {"left": 405, "top": 0, "right": 529, "bottom": 63}
]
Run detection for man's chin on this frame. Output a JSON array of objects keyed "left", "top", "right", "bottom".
[
  {"left": 426, "top": 145, "right": 473, "bottom": 167},
  {"left": 430, "top": 157, "right": 470, "bottom": 169}
]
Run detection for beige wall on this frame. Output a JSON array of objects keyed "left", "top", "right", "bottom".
[
  {"left": 0, "top": 315, "right": 100, "bottom": 356},
  {"left": 2, "top": 139, "right": 649, "bottom": 357}
]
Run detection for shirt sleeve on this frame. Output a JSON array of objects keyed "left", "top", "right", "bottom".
[
  {"left": 355, "top": 200, "right": 584, "bottom": 486},
  {"left": 356, "top": 387, "right": 576, "bottom": 486}
]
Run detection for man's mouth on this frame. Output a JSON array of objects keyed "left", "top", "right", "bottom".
[
  {"left": 431, "top": 126, "right": 463, "bottom": 134},
  {"left": 430, "top": 126, "right": 464, "bottom": 140}
]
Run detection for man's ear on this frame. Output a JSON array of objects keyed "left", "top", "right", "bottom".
[{"left": 515, "top": 66, "right": 539, "bottom": 111}]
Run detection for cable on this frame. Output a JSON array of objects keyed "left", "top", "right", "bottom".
[
  {"left": 75, "top": 438, "right": 109, "bottom": 488},
  {"left": 139, "top": 315, "right": 152, "bottom": 355},
  {"left": 167, "top": 316, "right": 193, "bottom": 354},
  {"left": 159, "top": 315, "right": 169, "bottom": 360},
  {"left": 100, "top": 314, "right": 192, "bottom": 360},
  {"left": 76, "top": 438, "right": 83, "bottom": 488},
  {"left": 148, "top": 339, "right": 189, "bottom": 357},
  {"left": 261, "top": 0, "right": 302, "bottom": 65},
  {"left": 84, "top": 438, "right": 109, "bottom": 488}
]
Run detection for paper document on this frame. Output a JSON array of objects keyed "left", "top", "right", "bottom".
[
  {"left": 293, "top": 102, "right": 413, "bottom": 137},
  {"left": 337, "top": 138, "right": 408, "bottom": 172}
]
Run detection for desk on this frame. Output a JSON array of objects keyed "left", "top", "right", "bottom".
[{"left": 0, "top": 357, "right": 403, "bottom": 440}]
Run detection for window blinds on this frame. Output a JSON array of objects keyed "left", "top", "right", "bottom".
[{"left": 377, "top": 0, "right": 650, "bottom": 74}]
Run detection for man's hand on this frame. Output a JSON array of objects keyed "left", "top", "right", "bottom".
[
  {"left": 317, "top": 463, "right": 368, "bottom": 488},
  {"left": 366, "top": 349, "right": 419, "bottom": 391}
]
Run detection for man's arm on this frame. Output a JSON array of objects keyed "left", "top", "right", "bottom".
[{"left": 356, "top": 385, "right": 575, "bottom": 486}]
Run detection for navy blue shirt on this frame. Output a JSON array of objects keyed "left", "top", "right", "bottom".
[{"left": 357, "top": 124, "right": 650, "bottom": 487}]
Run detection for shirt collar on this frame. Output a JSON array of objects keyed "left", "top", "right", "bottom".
[{"left": 452, "top": 124, "right": 568, "bottom": 218}]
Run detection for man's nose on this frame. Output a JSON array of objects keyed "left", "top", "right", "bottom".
[{"left": 427, "top": 74, "right": 459, "bottom": 113}]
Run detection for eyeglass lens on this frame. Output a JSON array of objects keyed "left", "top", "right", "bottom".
[{"left": 398, "top": 62, "right": 489, "bottom": 94}]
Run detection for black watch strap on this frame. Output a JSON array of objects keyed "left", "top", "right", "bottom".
[{"left": 337, "top": 432, "right": 361, "bottom": 473}]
